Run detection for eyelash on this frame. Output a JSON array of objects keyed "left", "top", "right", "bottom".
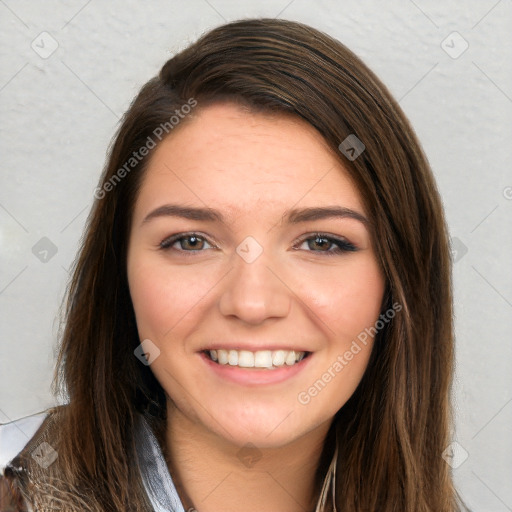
[
  {"left": 159, "top": 232, "right": 357, "bottom": 256},
  {"left": 294, "top": 233, "right": 358, "bottom": 255}
]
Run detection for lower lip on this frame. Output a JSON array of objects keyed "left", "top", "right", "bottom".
[{"left": 199, "top": 352, "right": 312, "bottom": 386}]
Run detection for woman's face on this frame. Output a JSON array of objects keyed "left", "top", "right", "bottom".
[{"left": 127, "top": 102, "right": 385, "bottom": 448}]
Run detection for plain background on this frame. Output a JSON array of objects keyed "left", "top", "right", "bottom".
[{"left": 1, "top": 1, "right": 511, "bottom": 510}]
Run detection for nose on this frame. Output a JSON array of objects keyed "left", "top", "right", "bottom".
[{"left": 218, "top": 247, "right": 291, "bottom": 325}]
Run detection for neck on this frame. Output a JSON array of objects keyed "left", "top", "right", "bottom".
[{"left": 163, "top": 402, "right": 334, "bottom": 512}]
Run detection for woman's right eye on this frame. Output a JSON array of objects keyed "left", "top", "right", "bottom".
[{"left": 159, "top": 233, "right": 214, "bottom": 252}]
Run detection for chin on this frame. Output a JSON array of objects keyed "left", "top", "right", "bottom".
[{"left": 205, "top": 401, "right": 323, "bottom": 449}]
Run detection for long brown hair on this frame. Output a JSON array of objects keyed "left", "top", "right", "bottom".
[{"left": 24, "top": 18, "right": 466, "bottom": 511}]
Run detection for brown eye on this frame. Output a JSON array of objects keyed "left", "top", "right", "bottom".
[
  {"left": 307, "top": 236, "right": 332, "bottom": 251},
  {"left": 159, "top": 233, "right": 213, "bottom": 252},
  {"left": 179, "top": 235, "right": 205, "bottom": 250},
  {"left": 296, "top": 234, "right": 358, "bottom": 255}
]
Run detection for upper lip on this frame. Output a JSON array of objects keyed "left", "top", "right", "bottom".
[{"left": 198, "top": 343, "right": 312, "bottom": 353}]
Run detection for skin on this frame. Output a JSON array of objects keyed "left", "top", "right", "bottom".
[{"left": 127, "top": 102, "right": 386, "bottom": 512}]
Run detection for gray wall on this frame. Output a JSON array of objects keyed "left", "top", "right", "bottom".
[{"left": 1, "top": 1, "right": 511, "bottom": 510}]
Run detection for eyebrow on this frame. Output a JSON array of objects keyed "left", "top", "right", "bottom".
[
  {"left": 141, "top": 204, "right": 369, "bottom": 228},
  {"left": 141, "top": 204, "right": 224, "bottom": 225},
  {"left": 286, "top": 206, "right": 369, "bottom": 227}
]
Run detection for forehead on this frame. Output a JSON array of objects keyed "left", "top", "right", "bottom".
[{"left": 134, "top": 102, "right": 365, "bottom": 221}]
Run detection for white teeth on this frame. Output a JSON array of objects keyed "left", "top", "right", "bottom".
[
  {"left": 238, "top": 350, "right": 254, "bottom": 367},
  {"left": 272, "top": 350, "right": 285, "bottom": 366},
  {"left": 208, "top": 349, "right": 306, "bottom": 368},
  {"left": 228, "top": 350, "right": 238, "bottom": 366},
  {"left": 254, "top": 351, "right": 273, "bottom": 368},
  {"left": 285, "top": 351, "right": 296, "bottom": 366},
  {"left": 217, "top": 350, "right": 228, "bottom": 365}
]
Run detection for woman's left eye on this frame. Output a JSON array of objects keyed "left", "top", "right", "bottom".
[
  {"left": 294, "top": 234, "right": 357, "bottom": 255},
  {"left": 159, "top": 233, "right": 214, "bottom": 252}
]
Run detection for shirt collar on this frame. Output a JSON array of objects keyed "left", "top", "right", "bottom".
[{"left": 135, "top": 414, "right": 186, "bottom": 512}]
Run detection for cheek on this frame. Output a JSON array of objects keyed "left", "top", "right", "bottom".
[
  {"left": 128, "top": 257, "right": 218, "bottom": 339},
  {"left": 298, "top": 256, "right": 385, "bottom": 341}
]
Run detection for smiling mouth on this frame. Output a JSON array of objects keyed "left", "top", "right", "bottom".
[{"left": 203, "top": 349, "right": 310, "bottom": 369}]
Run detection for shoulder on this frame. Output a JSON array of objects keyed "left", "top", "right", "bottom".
[
  {"left": 0, "top": 410, "right": 52, "bottom": 512},
  {"left": 0, "top": 411, "right": 49, "bottom": 472}
]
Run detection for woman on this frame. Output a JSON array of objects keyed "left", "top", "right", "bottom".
[{"left": 0, "top": 18, "right": 468, "bottom": 511}]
